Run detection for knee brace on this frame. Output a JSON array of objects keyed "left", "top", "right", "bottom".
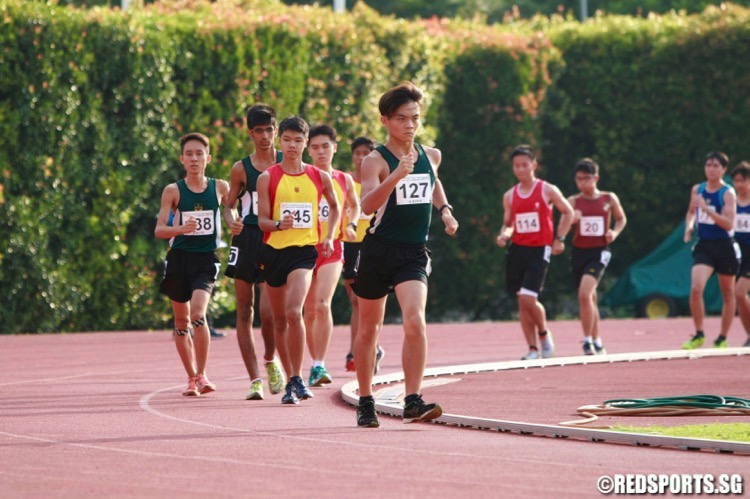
[{"left": 191, "top": 317, "right": 206, "bottom": 328}]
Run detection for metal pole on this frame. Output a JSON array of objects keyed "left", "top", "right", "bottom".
[
  {"left": 122, "top": 0, "right": 131, "bottom": 11},
  {"left": 333, "top": 0, "right": 345, "bottom": 13},
  {"left": 579, "top": 0, "right": 588, "bottom": 21}
]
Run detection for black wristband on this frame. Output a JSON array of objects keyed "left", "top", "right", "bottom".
[
  {"left": 438, "top": 204, "right": 453, "bottom": 216},
  {"left": 348, "top": 222, "right": 358, "bottom": 230}
]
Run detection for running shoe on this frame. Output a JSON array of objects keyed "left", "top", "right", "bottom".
[
  {"left": 582, "top": 341, "right": 595, "bottom": 356},
  {"left": 403, "top": 394, "right": 442, "bottom": 423},
  {"left": 281, "top": 382, "right": 298, "bottom": 405},
  {"left": 713, "top": 336, "right": 728, "bottom": 348},
  {"left": 540, "top": 331, "right": 555, "bottom": 358},
  {"left": 682, "top": 334, "right": 705, "bottom": 350},
  {"left": 291, "top": 376, "right": 314, "bottom": 400},
  {"left": 209, "top": 327, "right": 226, "bottom": 338},
  {"left": 374, "top": 345, "right": 385, "bottom": 375},
  {"left": 357, "top": 399, "right": 380, "bottom": 428},
  {"left": 744, "top": 338, "right": 750, "bottom": 348},
  {"left": 195, "top": 374, "right": 216, "bottom": 395},
  {"left": 594, "top": 344, "right": 607, "bottom": 355},
  {"left": 345, "top": 352, "right": 355, "bottom": 372},
  {"left": 265, "top": 358, "right": 286, "bottom": 395},
  {"left": 246, "top": 379, "right": 264, "bottom": 400},
  {"left": 308, "top": 366, "right": 332, "bottom": 387},
  {"left": 521, "top": 349, "right": 539, "bottom": 360},
  {"left": 182, "top": 377, "right": 199, "bottom": 397}
]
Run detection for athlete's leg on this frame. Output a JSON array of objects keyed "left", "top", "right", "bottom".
[
  {"left": 394, "top": 280, "right": 428, "bottom": 396},
  {"left": 189, "top": 289, "right": 212, "bottom": 376},
  {"left": 345, "top": 279, "right": 359, "bottom": 353},
  {"left": 235, "top": 279, "right": 260, "bottom": 380},
  {"left": 266, "top": 283, "right": 292, "bottom": 378},
  {"left": 171, "top": 300, "right": 197, "bottom": 377},
  {"left": 735, "top": 277, "right": 750, "bottom": 338},
  {"left": 689, "top": 264, "right": 714, "bottom": 332},
  {"left": 257, "top": 283, "right": 276, "bottom": 361},
  {"left": 284, "top": 267, "right": 314, "bottom": 378},
  {"left": 717, "top": 272, "right": 736, "bottom": 337},
  {"left": 306, "top": 261, "right": 343, "bottom": 363},
  {"left": 354, "top": 295, "right": 387, "bottom": 398},
  {"left": 578, "top": 275, "right": 598, "bottom": 337}
]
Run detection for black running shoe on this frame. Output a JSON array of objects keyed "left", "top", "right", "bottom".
[
  {"left": 582, "top": 341, "right": 595, "bottom": 355},
  {"left": 291, "top": 376, "right": 314, "bottom": 400},
  {"left": 281, "top": 382, "right": 298, "bottom": 405},
  {"left": 403, "top": 394, "right": 442, "bottom": 423},
  {"left": 357, "top": 399, "right": 380, "bottom": 428}
]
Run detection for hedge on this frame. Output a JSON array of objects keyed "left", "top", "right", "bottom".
[{"left": 2, "top": 0, "right": 749, "bottom": 332}]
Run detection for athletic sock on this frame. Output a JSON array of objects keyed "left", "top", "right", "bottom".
[
  {"left": 695, "top": 330, "right": 705, "bottom": 338},
  {"left": 312, "top": 360, "right": 323, "bottom": 368},
  {"left": 593, "top": 338, "right": 603, "bottom": 348},
  {"left": 584, "top": 336, "right": 593, "bottom": 344},
  {"left": 538, "top": 330, "right": 548, "bottom": 337}
]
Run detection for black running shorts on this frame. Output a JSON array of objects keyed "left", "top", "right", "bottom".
[
  {"left": 225, "top": 224, "right": 265, "bottom": 284},
  {"left": 258, "top": 245, "right": 318, "bottom": 288},
  {"left": 692, "top": 238, "right": 740, "bottom": 276},
  {"left": 159, "top": 249, "right": 220, "bottom": 303},
  {"left": 570, "top": 246, "right": 611, "bottom": 289},
  {"left": 354, "top": 234, "right": 431, "bottom": 300},
  {"left": 505, "top": 244, "right": 550, "bottom": 296}
]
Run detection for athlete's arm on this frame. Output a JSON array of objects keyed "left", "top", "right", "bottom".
[
  {"left": 360, "top": 151, "right": 410, "bottom": 215},
  {"left": 155, "top": 183, "right": 195, "bottom": 239},
  {"left": 548, "top": 183, "right": 573, "bottom": 256},
  {"left": 568, "top": 194, "right": 581, "bottom": 225},
  {"left": 343, "top": 173, "right": 360, "bottom": 242},
  {"left": 427, "top": 147, "right": 458, "bottom": 237},
  {"left": 217, "top": 179, "right": 241, "bottom": 236},
  {"left": 320, "top": 171, "right": 341, "bottom": 254},
  {"left": 606, "top": 192, "right": 627, "bottom": 244},
  {"left": 684, "top": 184, "right": 699, "bottom": 243},
  {"left": 705, "top": 187, "right": 738, "bottom": 232},
  {"left": 256, "top": 172, "right": 292, "bottom": 232},
  {"left": 224, "top": 160, "right": 247, "bottom": 234},
  {"left": 496, "top": 189, "right": 514, "bottom": 248}
]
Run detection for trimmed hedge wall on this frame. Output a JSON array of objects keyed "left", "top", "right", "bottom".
[{"left": 2, "top": 0, "right": 749, "bottom": 332}]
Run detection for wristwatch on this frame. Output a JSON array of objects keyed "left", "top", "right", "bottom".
[
  {"left": 438, "top": 204, "right": 454, "bottom": 216},
  {"left": 348, "top": 222, "right": 358, "bottom": 231},
  {"left": 275, "top": 220, "right": 282, "bottom": 231},
  {"left": 555, "top": 235, "right": 566, "bottom": 242}
]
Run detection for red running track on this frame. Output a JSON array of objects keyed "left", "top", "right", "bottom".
[{"left": 1, "top": 317, "right": 748, "bottom": 498}]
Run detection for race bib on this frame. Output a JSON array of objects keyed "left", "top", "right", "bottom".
[
  {"left": 580, "top": 216, "right": 605, "bottom": 237},
  {"left": 736, "top": 213, "right": 750, "bottom": 233},
  {"left": 396, "top": 174, "right": 431, "bottom": 205},
  {"left": 281, "top": 202, "right": 313, "bottom": 229},
  {"left": 515, "top": 212, "right": 540, "bottom": 233},
  {"left": 319, "top": 198, "right": 331, "bottom": 222},
  {"left": 251, "top": 191, "right": 259, "bottom": 216},
  {"left": 182, "top": 210, "right": 214, "bottom": 236},
  {"left": 697, "top": 205, "right": 716, "bottom": 225}
]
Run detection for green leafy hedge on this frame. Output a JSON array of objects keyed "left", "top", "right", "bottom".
[{"left": 2, "top": 0, "right": 749, "bottom": 332}]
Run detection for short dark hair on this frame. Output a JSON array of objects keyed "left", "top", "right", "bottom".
[
  {"left": 379, "top": 81, "right": 423, "bottom": 118},
  {"left": 180, "top": 132, "right": 209, "bottom": 153},
  {"left": 351, "top": 136, "right": 376, "bottom": 153},
  {"left": 731, "top": 161, "right": 750, "bottom": 179},
  {"left": 510, "top": 145, "right": 535, "bottom": 161},
  {"left": 246, "top": 103, "right": 277, "bottom": 130},
  {"left": 706, "top": 151, "right": 729, "bottom": 167},
  {"left": 278, "top": 115, "right": 309, "bottom": 137},
  {"left": 574, "top": 158, "right": 599, "bottom": 175},
  {"left": 309, "top": 124, "right": 337, "bottom": 142}
]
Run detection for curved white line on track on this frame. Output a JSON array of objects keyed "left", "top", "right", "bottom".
[{"left": 136, "top": 385, "right": 547, "bottom": 463}]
